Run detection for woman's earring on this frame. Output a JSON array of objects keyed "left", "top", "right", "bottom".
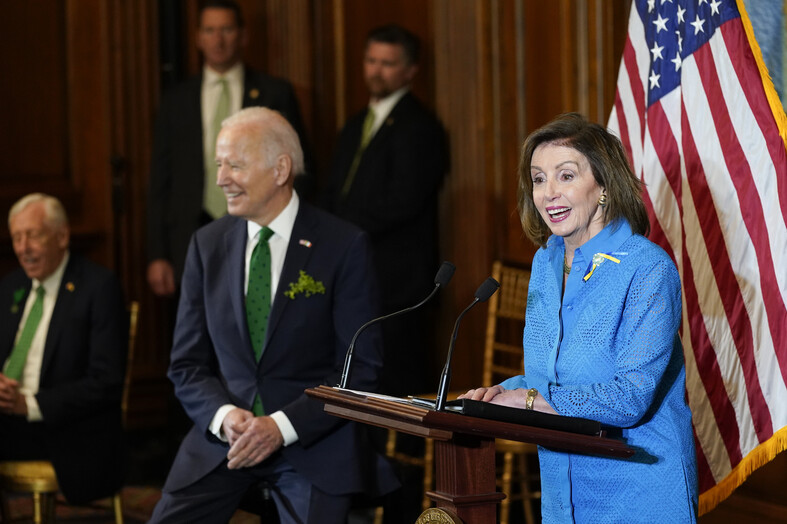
[{"left": 598, "top": 193, "right": 607, "bottom": 208}]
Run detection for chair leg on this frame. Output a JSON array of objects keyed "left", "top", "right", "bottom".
[
  {"left": 500, "top": 451, "right": 514, "bottom": 524},
  {"left": 113, "top": 492, "right": 124, "bottom": 524},
  {"left": 372, "top": 505, "right": 384, "bottom": 524},
  {"left": 31, "top": 491, "right": 56, "bottom": 524}
]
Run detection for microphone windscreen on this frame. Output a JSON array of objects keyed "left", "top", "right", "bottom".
[
  {"left": 434, "top": 261, "right": 456, "bottom": 287},
  {"left": 474, "top": 277, "right": 500, "bottom": 302}
]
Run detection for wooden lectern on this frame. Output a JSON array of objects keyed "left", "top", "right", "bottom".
[{"left": 306, "top": 386, "right": 634, "bottom": 523}]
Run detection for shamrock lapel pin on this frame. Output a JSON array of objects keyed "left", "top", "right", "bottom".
[
  {"left": 10, "top": 287, "right": 26, "bottom": 314},
  {"left": 284, "top": 270, "right": 325, "bottom": 299}
]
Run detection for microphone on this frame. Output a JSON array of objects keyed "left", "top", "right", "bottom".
[
  {"left": 434, "top": 276, "right": 500, "bottom": 411},
  {"left": 338, "top": 261, "right": 456, "bottom": 389}
]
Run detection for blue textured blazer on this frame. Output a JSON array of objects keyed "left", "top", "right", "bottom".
[
  {"left": 163, "top": 201, "right": 397, "bottom": 496},
  {"left": 501, "top": 220, "right": 698, "bottom": 523}
]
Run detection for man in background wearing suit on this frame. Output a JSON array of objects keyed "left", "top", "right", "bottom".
[
  {"left": 147, "top": 0, "right": 309, "bottom": 297},
  {"left": 326, "top": 24, "right": 449, "bottom": 398},
  {"left": 0, "top": 193, "right": 128, "bottom": 504},
  {"left": 149, "top": 107, "right": 397, "bottom": 524}
]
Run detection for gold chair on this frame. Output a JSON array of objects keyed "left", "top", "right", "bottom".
[
  {"left": 0, "top": 300, "right": 139, "bottom": 524},
  {"left": 484, "top": 261, "right": 540, "bottom": 524}
]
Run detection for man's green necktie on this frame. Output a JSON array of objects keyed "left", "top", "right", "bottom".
[
  {"left": 342, "top": 107, "right": 376, "bottom": 196},
  {"left": 246, "top": 227, "right": 275, "bottom": 415},
  {"left": 204, "top": 77, "right": 230, "bottom": 219},
  {"left": 5, "top": 286, "right": 45, "bottom": 380}
]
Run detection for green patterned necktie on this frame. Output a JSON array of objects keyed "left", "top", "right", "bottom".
[
  {"left": 204, "top": 77, "right": 230, "bottom": 219},
  {"left": 246, "top": 227, "right": 275, "bottom": 415},
  {"left": 5, "top": 286, "right": 45, "bottom": 380},
  {"left": 342, "top": 107, "right": 376, "bottom": 196}
]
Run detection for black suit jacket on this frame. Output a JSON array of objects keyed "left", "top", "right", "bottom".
[
  {"left": 163, "top": 201, "right": 397, "bottom": 496},
  {"left": 327, "top": 92, "right": 448, "bottom": 310},
  {"left": 0, "top": 255, "right": 128, "bottom": 504},
  {"left": 147, "top": 67, "right": 309, "bottom": 281}
]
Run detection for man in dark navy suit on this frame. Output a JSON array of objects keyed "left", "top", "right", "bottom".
[
  {"left": 0, "top": 193, "right": 128, "bottom": 504},
  {"left": 326, "top": 24, "right": 448, "bottom": 397},
  {"left": 150, "top": 107, "right": 396, "bottom": 524},
  {"left": 147, "top": 0, "right": 309, "bottom": 297}
]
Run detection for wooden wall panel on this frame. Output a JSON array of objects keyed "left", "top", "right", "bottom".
[
  {"left": 0, "top": 1, "right": 118, "bottom": 274},
  {"left": 0, "top": 4, "right": 68, "bottom": 192},
  {"left": 432, "top": 0, "right": 497, "bottom": 388},
  {"left": 338, "top": 0, "right": 435, "bottom": 120},
  {"left": 107, "top": 0, "right": 168, "bottom": 428}
]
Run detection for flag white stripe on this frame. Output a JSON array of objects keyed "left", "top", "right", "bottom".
[
  {"left": 682, "top": 54, "right": 762, "bottom": 455},
  {"left": 711, "top": 30, "right": 787, "bottom": 313}
]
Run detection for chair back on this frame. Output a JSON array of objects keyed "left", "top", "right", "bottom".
[
  {"left": 121, "top": 301, "right": 139, "bottom": 427},
  {"left": 482, "top": 261, "right": 531, "bottom": 386}
]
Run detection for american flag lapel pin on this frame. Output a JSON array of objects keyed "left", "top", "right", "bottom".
[{"left": 299, "top": 239, "right": 312, "bottom": 248}]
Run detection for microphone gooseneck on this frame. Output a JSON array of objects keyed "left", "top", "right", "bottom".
[
  {"left": 434, "top": 276, "right": 500, "bottom": 411},
  {"left": 338, "top": 261, "right": 456, "bottom": 389}
]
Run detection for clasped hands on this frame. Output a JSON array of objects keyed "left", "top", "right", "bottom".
[
  {"left": 0, "top": 373, "right": 28, "bottom": 416},
  {"left": 458, "top": 384, "right": 557, "bottom": 414},
  {"left": 221, "top": 408, "right": 284, "bottom": 470}
]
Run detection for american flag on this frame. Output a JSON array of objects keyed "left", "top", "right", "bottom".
[{"left": 608, "top": 0, "right": 787, "bottom": 514}]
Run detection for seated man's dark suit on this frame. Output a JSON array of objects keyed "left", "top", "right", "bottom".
[
  {"left": 327, "top": 91, "right": 448, "bottom": 396},
  {"left": 147, "top": 69, "right": 309, "bottom": 282},
  {"left": 159, "top": 201, "right": 397, "bottom": 519},
  {"left": 0, "top": 255, "right": 128, "bottom": 504}
]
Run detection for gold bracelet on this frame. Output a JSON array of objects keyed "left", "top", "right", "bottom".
[{"left": 525, "top": 388, "right": 538, "bottom": 410}]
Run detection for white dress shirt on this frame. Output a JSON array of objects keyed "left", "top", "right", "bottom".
[
  {"left": 201, "top": 63, "right": 244, "bottom": 157},
  {"left": 209, "top": 193, "right": 301, "bottom": 446},
  {"left": 366, "top": 86, "right": 409, "bottom": 139},
  {"left": 3, "top": 252, "right": 70, "bottom": 421}
]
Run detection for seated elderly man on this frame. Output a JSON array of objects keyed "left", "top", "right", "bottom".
[{"left": 0, "top": 193, "right": 128, "bottom": 504}]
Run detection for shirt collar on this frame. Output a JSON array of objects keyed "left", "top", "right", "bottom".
[
  {"left": 247, "top": 191, "right": 300, "bottom": 244},
  {"left": 369, "top": 86, "right": 409, "bottom": 120},
  {"left": 547, "top": 219, "right": 633, "bottom": 260},
  {"left": 33, "top": 251, "right": 70, "bottom": 296},
  {"left": 203, "top": 62, "right": 244, "bottom": 86},
  {"left": 575, "top": 220, "right": 633, "bottom": 263}
]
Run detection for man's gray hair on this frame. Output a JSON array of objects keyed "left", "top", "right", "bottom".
[
  {"left": 222, "top": 107, "right": 305, "bottom": 176},
  {"left": 8, "top": 193, "right": 69, "bottom": 229}
]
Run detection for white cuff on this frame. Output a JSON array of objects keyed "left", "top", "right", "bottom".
[
  {"left": 270, "top": 410, "right": 299, "bottom": 446},
  {"left": 26, "top": 394, "right": 42, "bottom": 422},
  {"left": 210, "top": 404, "right": 238, "bottom": 442}
]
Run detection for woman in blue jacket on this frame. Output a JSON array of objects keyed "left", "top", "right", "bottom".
[{"left": 461, "top": 113, "right": 698, "bottom": 522}]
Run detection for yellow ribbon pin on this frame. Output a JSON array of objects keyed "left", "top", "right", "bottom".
[{"left": 583, "top": 253, "right": 621, "bottom": 282}]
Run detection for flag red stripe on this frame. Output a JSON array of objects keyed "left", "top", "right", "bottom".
[
  {"left": 694, "top": 35, "right": 787, "bottom": 422},
  {"left": 646, "top": 103, "right": 682, "bottom": 203},
  {"left": 679, "top": 213, "right": 744, "bottom": 465},
  {"left": 694, "top": 429, "right": 717, "bottom": 493},
  {"left": 721, "top": 23, "right": 787, "bottom": 228},
  {"left": 622, "top": 35, "right": 647, "bottom": 144},
  {"left": 680, "top": 93, "right": 773, "bottom": 440},
  {"left": 640, "top": 180, "right": 670, "bottom": 259},
  {"left": 614, "top": 92, "right": 634, "bottom": 166},
  {"left": 703, "top": 24, "right": 787, "bottom": 381}
]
